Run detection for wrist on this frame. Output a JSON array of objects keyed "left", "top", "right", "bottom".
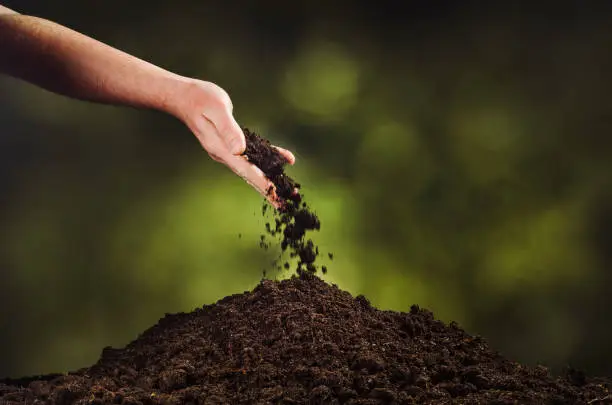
[{"left": 155, "top": 74, "right": 195, "bottom": 120}]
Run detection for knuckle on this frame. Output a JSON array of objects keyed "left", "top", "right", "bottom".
[
  {"left": 218, "top": 90, "right": 233, "bottom": 110},
  {"left": 205, "top": 82, "right": 232, "bottom": 110}
]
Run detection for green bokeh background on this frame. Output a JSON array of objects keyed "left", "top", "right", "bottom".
[{"left": 1, "top": 0, "right": 612, "bottom": 378}]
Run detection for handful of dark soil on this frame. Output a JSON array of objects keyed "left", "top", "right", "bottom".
[
  {"left": 1, "top": 274, "right": 610, "bottom": 404},
  {"left": 242, "top": 128, "right": 326, "bottom": 275}
]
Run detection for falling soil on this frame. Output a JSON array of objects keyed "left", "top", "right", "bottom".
[
  {"left": 242, "top": 128, "right": 324, "bottom": 274},
  {"left": 1, "top": 274, "right": 611, "bottom": 404}
]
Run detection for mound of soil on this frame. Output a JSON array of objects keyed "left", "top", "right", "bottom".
[{"left": 1, "top": 274, "right": 610, "bottom": 404}]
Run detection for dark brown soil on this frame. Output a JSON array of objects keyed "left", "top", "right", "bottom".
[
  {"left": 242, "top": 128, "right": 324, "bottom": 274},
  {"left": 1, "top": 274, "right": 611, "bottom": 404}
]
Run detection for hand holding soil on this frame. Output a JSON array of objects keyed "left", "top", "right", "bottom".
[
  {"left": 0, "top": 3, "right": 321, "bottom": 274},
  {"left": 0, "top": 7, "right": 297, "bottom": 208},
  {"left": 171, "top": 80, "right": 296, "bottom": 208}
]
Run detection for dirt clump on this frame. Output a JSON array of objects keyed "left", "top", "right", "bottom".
[
  {"left": 1, "top": 274, "right": 610, "bottom": 404},
  {"left": 242, "top": 128, "right": 325, "bottom": 274}
]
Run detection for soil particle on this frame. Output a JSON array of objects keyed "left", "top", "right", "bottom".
[
  {"left": 1, "top": 274, "right": 610, "bottom": 404},
  {"left": 242, "top": 128, "right": 324, "bottom": 274}
]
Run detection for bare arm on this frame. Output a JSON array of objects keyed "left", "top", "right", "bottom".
[
  {"left": 0, "top": 4, "right": 14, "bottom": 14},
  {"left": 0, "top": 6, "right": 183, "bottom": 113},
  {"left": 0, "top": 4, "right": 294, "bottom": 205}
]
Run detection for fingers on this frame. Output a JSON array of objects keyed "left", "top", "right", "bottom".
[
  {"left": 222, "top": 153, "right": 282, "bottom": 208},
  {"left": 197, "top": 83, "right": 293, "bottom": 162},
  {"left": 273, "top": 145, "right": 296, "bottom": 165}
]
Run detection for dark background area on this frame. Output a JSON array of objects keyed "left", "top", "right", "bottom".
[{"left": 1, "top": 0, "right": 612, "bottom": 379}]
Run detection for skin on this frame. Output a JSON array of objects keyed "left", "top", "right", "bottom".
[{"left": 0, "top": 4, "right": 295, "bottom": 206}]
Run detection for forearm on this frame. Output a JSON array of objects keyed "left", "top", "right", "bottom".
[
  {"left": 0, "top": 4, "right": 15, "bottom": 14},
  {"left": 0, "top": 9, "right": 186, "bottom": 114}
]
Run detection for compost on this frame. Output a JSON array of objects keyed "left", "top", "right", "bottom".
[{"left": 1, "top": 274, "right": 611, "bottom": 404}]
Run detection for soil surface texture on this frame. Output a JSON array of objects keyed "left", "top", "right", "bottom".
[
  {"left": 1, "top": 274, "right": 610, "bottom": 404},
  {"left": 242, "top": 128, "right": 324, "bottom": 274}
]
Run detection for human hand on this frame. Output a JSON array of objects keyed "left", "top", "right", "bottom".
[{"left": 169, "top": 79, "right": 295, "bottom": 207}]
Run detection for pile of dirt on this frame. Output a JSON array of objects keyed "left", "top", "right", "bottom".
[
  {"left": 242, "top": 128, "right": 325, "bottom": 274},
  {"left": 1, "top": 274, "right": 610, "bottom": 404}
]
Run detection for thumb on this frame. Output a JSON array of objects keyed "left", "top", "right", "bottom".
[{"left": 205, "top": 107, "right": 246, "bottom": 155}]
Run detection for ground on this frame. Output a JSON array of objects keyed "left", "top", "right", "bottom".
[{"left": 1, "top": 273, "right": 611, "bottom": 404}]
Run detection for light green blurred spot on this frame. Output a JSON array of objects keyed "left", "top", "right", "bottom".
[
  {"left": 110, "top": 162, "right": 362, "bottom": 311},
  {"left": 110, "top": 167, "right": 271, "bottom": 309},
  {"left": 355, "top": 249, "right": 466, "bottom": 324},
  {"left": 359, "top": 121, "right": 419, "bottom": 164},
  {"left": 355, "top": 120, "right": 435, "bottom": 202},
  {"left": 281, "top": 41, "right": 360, "bottom": 121},
  {"left": 480, "top": 204, "right": 588, "bottom": 293},
  {"left": 363, "top": 252, "right": 426, "bottom": 307}
]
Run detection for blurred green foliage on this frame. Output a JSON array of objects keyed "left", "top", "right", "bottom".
[{"left": 1, "top": 0, "right": 612, "bottom": 378}]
